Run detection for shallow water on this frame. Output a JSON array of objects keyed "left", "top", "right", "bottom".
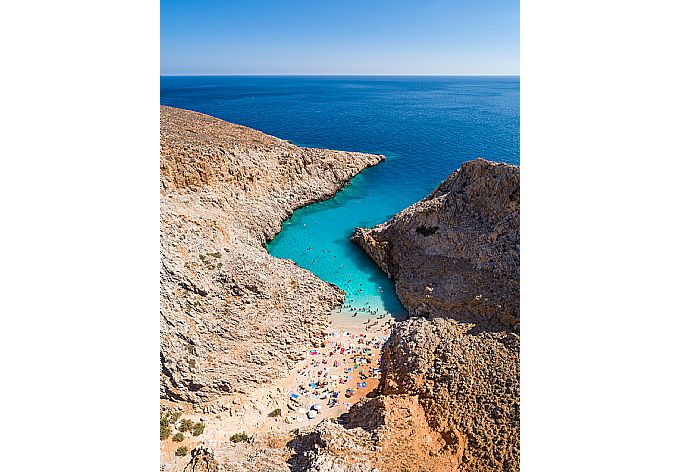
[
  {"left": 267, "top": 163, "right": 409, "bottom": 321},
  {"left": 161, "top": 76, "right": 520, "bottom": 322}
]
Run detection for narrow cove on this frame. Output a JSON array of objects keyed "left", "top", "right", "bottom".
[
  {"left": 266, "top": 161, "right": 408, "bottom": 326},
  {"left": 161, "top": 75, "right": 520, "bottom": 326}
]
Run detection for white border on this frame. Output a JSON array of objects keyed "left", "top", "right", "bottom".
[{"left": 2, "top": 0, "right": 689, "bottom": 470}]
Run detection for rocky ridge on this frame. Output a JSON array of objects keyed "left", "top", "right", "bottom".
[
  {"left": 160, "top": 105, "right": 383, "bottom": 405},
  {"left": 378, "top": 318, "right": 519, "bottom": 471}
]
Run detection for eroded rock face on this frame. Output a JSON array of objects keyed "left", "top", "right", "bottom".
[
  {"left": 352, "top": 158, "right": 519, "bottom": 331},
  {"left": 160, "top": 106, "right": 383, "bottom": 404},
  {"left": 379, "top": 318, "right": 519, "bottom": 472}
]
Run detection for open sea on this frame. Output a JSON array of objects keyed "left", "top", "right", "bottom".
[{"left": 161, "top": 76, "right": 519, "bottom": 322}]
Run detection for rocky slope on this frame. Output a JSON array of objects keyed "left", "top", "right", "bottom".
[
  {"left": 160, "top": 105, "right": 383, "bottom": 405},
  {"left": 378, "top": 318, "right": 519, "bottom": 471},
  {"left": 352, "top": 158, "right": 519, "bottom": 331},
  {"left": 295, "top": 158, "right": 520, "bottom": 472}
]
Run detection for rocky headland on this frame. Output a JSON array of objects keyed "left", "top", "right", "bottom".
[{"left": 352, "top": 158, "right": 520, "bottom": 331}]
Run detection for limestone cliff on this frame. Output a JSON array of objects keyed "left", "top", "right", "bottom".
[
  {"left": 160, "top": 106, "right": 383, "bottom": 404},
  {"left": 290, "top": 395, "right": 463, "bottom": 472},
  {"left": 352, "top": 158, "right": 519, "bottom": 331}
]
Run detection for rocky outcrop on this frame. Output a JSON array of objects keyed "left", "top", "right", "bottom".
[
  {"left": 379, "top": 318, "right": 519, "bottom": 472},
  {"left": 352, "top": 158, "right": 519, "bottom": 331},
  {"left": 160, "top": 106, "right": 383, "bottom": 404},
  {"left": 183, "top": 446, "right": 219, "bottom": 472},
  {"left": 290, "top": 395, "right": 461, "bottom": 472}
]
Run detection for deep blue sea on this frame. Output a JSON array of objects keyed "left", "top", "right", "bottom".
[{"left": 161, "top": 76, "right": 519, "bottom": 322}]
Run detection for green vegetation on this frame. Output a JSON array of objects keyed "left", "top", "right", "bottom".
[
  {"left": 179, "top": 418, "right": 193, "bottom": 432},
  {"left": 229, "top": 432, "right": 249, "bottom": 443},
  {"left": 209, "top": 252, "right": 221, "bottom": 258},
  {"left": 268, "top": 408, "right": 282, "bottom": 418},
  {"left": 160, "top": 414, "right": 172, "bottom": 440},
  {"left": 172, "top": 432, "right": 184, "bottom": 442},
  {"left": 175, "top": 446, "right": 188, "bottom": 457},
  {"left": 160, "top": 424, "right": 172, "bottom": 440},
  {"left": 192, "top": 422, "right": 205, "bottom": 436},
  {"left": 169, "top": 411, "right": 182, "bottom": 423}
]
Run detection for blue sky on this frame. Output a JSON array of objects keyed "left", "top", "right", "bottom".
[{"left": 161, "top": 0, "right": 519, "bottom": 75}]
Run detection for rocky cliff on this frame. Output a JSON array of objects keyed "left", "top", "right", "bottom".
[
  {"left": 160, "top": 106, "right": 383, "bottom": 404},
  {"left": 352, "top": 158, "right": 519, "bottom": 331},
  {"left": 378, "top": 318, "right": 519, "bottom": 472}
]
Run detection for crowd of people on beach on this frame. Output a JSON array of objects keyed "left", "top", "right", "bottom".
[{"left": 287, "top": 330, "right": 388, "bottom": 420}]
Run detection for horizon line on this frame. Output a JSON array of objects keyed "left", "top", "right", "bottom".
[{"left": 160, "top": 73, "right": 520, "bottom": 78}]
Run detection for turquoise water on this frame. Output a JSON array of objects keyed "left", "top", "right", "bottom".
[
  {"left": 161, "top": 76, "right": 520, "bottom": 322},
  {"left": 267, "top": 157, "right": 408, "bottom": 320}
]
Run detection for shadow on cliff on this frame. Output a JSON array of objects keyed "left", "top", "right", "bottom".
[{"left": 285, "top": 430, "right": 324, "bottom": 472}]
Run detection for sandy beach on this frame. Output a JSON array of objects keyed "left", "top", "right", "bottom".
[{"left": 276, "top": 312, "right": 396, "bottom": 424}]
